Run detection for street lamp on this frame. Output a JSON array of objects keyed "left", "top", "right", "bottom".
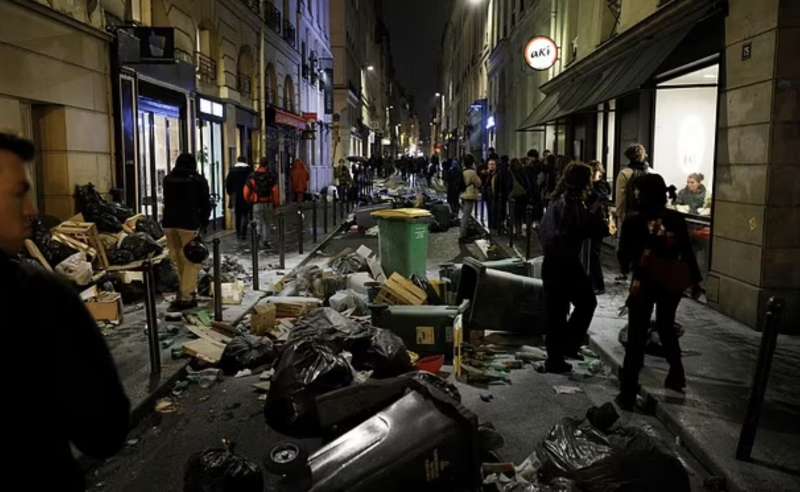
[
  {"left": 366, "top": 65, "right": 375, "bottom": 71},
  {"left": 435, "top": 92, "right": 441, "bottom": 98}
]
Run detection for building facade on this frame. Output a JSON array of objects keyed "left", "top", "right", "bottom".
[
  {"left": 1, "top": 0, "right": 333, "bottom": 229},
  {"left": 439, "top": 0, "right": 800, "bottom": 332}
]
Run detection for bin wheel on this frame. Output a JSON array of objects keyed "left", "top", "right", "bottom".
[{"left": 265, "top": 441, "right": 309, "bottom": 477}]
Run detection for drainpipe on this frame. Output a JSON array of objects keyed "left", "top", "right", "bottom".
[{"left": 549, "top": 0, "right": 558, "bottom": 80}]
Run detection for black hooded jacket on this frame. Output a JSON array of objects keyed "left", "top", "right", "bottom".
[{"left": 162, "top": 164, "right": 212, "bottom": 230}]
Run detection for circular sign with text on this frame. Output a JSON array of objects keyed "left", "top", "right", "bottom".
[{"left": 524, "top": 36, "right": 558, "bottom": 70}]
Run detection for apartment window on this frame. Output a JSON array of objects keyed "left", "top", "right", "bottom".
[{"left": 520, "top": 0, "right": 525, "bottom": 13}]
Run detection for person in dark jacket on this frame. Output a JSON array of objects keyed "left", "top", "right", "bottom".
[
  {"left": 446, "top": 159, "right": 463, "bottom": 215},
  {"left": 163, "top": 152, "right": 212, "bottom": 311},
  {"left": 225, "top": 156, "right": 252, "bottom": 240},
  {"left": 509, "top": 158, "right": 529, "bottom": 236},
  {"left": 525, "top": 149, "right": 543, "bottom": 222},
  {"left": 616, "top": 173, "right": 703, "bottom": 410},
  {"left": 480, "top": 157, "right": 497, "bottom": 229},
  {"left": 588, "top": 160, "right": 612, "bottom": 294},
  {"left": 0, "top": 133, "right": 130, "bottom": 491},
  {"left": 538, "top": 162, "right": 605, "bottom": 373},
  {"left": 494, "top": 155, "right": 513, "bottom": 233}
]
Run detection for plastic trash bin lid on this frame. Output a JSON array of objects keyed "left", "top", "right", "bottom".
[{"left": 370, "top": 208, "right": 432, "bottom": 221}]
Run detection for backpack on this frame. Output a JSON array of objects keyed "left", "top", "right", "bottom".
[
  {"left": 251, "top": 170, "right": 276, "bottom": 198},
  {"left": 622, "top": 167, "right": 648, "bottom": 216}
]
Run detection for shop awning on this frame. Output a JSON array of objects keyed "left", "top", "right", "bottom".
[
  {"left": 517, "top": 0, "right": 722, "bottom": 131},
  {"left": 267, "top": 106, "right": 307, "bottom": 130}
]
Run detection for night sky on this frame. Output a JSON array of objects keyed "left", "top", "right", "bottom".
[{"left": 383, "top": 0, "right": 454, "bottom": 141}]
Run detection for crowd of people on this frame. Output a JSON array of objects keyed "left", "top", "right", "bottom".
[{"left": 437, "top": 142, "right": 702, "bottom": 409}]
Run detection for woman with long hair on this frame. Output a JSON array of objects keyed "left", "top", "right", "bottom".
[
  {"left": 538, "top": 162, "right": 607, "bottom": 373},
  {"left": 616, "top": 173, "right": 703, "bottom": 410}
]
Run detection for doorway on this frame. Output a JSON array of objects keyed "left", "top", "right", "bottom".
[
  {"left": 196, "top": 118, "right": 225, "bottom": 228},
  {"left": 137, "top": 97, "right": 183, "bottom": 222}
]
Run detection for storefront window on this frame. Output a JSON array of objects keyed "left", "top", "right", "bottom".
[
  {"left": 653, "top": 64, "right": 719, "bottom": 218},
  {"left": 137, "top": 97, "right": 183, "bottom": 221}
]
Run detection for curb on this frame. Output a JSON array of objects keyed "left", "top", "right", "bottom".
[{"left": 588, "top": 335, "right": 741, "bottom": 492}]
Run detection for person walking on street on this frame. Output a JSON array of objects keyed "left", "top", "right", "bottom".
[
  {"left": 290, "top": 158, "right": 310, "bottom": 202},
  {"left": 225, "top": 156, "right": 252, "bottom": 240},
  {"left": 538, "top": 162, "right": 606, "bottom": 373},
  {"left": 244, "top": 157, "right": 281, "bottom": 249},
  {"left": 615, "top": 173, "right": 703, "bottom": 410},
  {"left": 587, "top": 161, "right": 612, "bottom": 294},
  {"left": 460, "top": 155, "right": 482, "bottom": 242},
  {"left": 481, "top": 157, "right": 497, "bottom": 230},
  {"left": 494, "top": 156, "right": 513, "bottom": 234},
  {"left": 1, "top": 133, "right": 130, "bottom": 492},
  {"left": 334, "top": 159, "right": 352, "bottom": 202},
  {"left": 510, "top": 158, "right": 529, "bottom": 236},
  {"left": 614, "top": 144, "right": 651, "bottom": 279},
  {"left": 163, "top": 153, "right": 212, "bottom": 311},
  {"left": 525, "top": 149, "right": 543, "bottom": 223},
  {"left": 446, "top": 159, "right": 463, "bottom": 216}
]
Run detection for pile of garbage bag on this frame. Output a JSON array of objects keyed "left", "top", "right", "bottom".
[
  {"left": 484, "top": 404, "right": 690, "bottom": 492},
  {"left": 219, "top": 335, "right": 276, "bottom": 376},
  {"left": 119, "top": 232, "right": 163, "bottom": 260},
  {"left": 135, "top": 216, "right": 164, "bottom": 240},
  {"left": 30, "top": 217, "right": 78, "bottom": 266},
  {"left": 75, "top": 183, "right": 134, "bottom": 233},
  {"left": 264, "top": 308, "right": 415, "bottom": 435}
]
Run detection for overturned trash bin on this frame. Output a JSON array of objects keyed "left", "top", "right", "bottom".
[
  {"left": 266, "top": 378, "right": 481, "bottom": 492},
  {"left": 370, "top": 303, "right": 467, "bottom": 362},
  {"left": 457, "top": 257, "right": 545, "bottom": 334}
]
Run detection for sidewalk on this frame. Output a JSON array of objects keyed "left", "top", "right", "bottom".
[{"left": 588, "top": 254, "right": 800, "bottom": 492}]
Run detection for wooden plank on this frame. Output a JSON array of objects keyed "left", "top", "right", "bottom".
[
  {"left": 183, "top": 338, "right": 225, "bottom": 364},
  {"left": 24, "top": 239, "right": 53, "bottom": 272},
  {"left": 186, "top": 324, "right": 232, "bottom": 345}
]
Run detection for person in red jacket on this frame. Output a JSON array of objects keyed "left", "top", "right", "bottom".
[
  {"left": 290, "top": 158, "right": 310, "bottom": 202},
  {"left": 244, "top": 158, "right": 280, "bottom": 248}
]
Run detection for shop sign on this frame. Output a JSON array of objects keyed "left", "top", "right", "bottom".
[
  {"left": 303, "top": 112, "right": 318, "bottom": 123},
  {"left": 524, "top": 36, "right": 558, "bottom": 70}
]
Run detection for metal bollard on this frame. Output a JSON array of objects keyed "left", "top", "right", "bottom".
[
  {"left": 736, "top": 297, "right": 785, "bottom": 460},
  {"left": 250, "top": 220, "right": 260, "bottom": 291},
  {"left": 213, "top": 238, "right": 223, "bottom": 322},
  {"left": 332, "top": 193, "right": 338, "bottom": 225},
  {"left": 312, "top": 200, "right": 318, "bottom": 243},
  {"left": 525, "top": 205, "right": 534, "bottom": 260},
  {"left": 323, "top": 194, "right": 329, "bottom": 233},
  {"left": 297, "top": 205, "right": 304, "bottom": 254},
  {"left": 143, "top": 257, "right": 161, "bottom": 376},
  {"left": 278, "top": 211, "right": 286, "bottom": 269},
  {"left": 509, "top": 201, "right": 515, "bottom": 249}
]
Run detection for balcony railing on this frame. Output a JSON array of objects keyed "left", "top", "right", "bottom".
[
  {"left": 283, "top": 20, "right": 296, "bottom": 48},
  {"left": 302, "top": 63, "right": 310, "bottom": 80},
  {"left": 196, "top": 52, "right": 217, "bottom": 84},
  {"left": 265, "top": 2, "right": 282, "bottom": 35},
  {"left": 238, "top": 0, "right": 260, "bottom": 16}
]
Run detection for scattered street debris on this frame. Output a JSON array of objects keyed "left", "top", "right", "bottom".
[
  {"left": 553, "top": 385, "right": 583, "bottom": 395},
  {"left": 155, "top": 398, "right": 176, "bottom": 414}
]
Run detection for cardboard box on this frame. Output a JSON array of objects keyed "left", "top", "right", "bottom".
[
  {"left": 250, "top": 303, "right": 277, "bottom": 336},
  {"left": 85, "top": 292, "right": 123, "bottom": 323}
]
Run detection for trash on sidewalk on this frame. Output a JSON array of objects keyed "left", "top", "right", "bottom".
[
  {"left": 349, "top": 328, "right": 414, "bottom": 378},
  {"left": 184, "top": 439, "right": 263, "bottom": 492},
  {"left": 214, "top": 280, "right": 245, "bottom": 305},
  {"left": 155, "top": 398, "right": 177, "bottom": 414},
  {"left": 328, "top": 289, "right": 369, "bottom": 315},
  {"left": 219, "top": 335, "right": 276, "bottom": 376},
  {"left": 249, "top": 303, "right": 277, "bottom": 336},
  {"left": 265, "top": 296, "right": 323, "bottom": 318},
  {"left": 84, "top": 291, "right": 124, "bottom": 323},
  {"left": 185, "top": 367, "right": 223, "bottom": 388},
  {"left": 375, "top": 272, "right": 428, "bottom": 305},
  {"left": 234, "top": 369, "right": 253, "bottom": 378},
  {"left": 553, "top": 385, "right": 583, "bottom": 395},
  {"left": 55, "top": 252, "right": 93, "bottom": 286}
]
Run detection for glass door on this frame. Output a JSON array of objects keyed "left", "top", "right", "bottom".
[
  {"left": 137, "top": 98, "right": 183, "bottom": 222},
  {"left": 196, "top": 119, "right": 225, "bottom": 228}
]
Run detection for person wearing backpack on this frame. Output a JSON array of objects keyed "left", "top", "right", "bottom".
[
  {"left": 244, "top": 157, "right": 280, "bottom": 249},
  {"left": 614, "top": 144, "right": 651, "bottom": 280}
]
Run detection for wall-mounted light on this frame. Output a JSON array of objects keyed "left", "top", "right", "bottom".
[
  {"left": 366, "top": 65, "right": 375, "bottom": 71},
  {"left": 435, "top": 92, "right": 441, "bottom": 98}
]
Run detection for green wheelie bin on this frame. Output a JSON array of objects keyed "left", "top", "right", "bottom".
[{"left": 371, "top": 208, "right": 432, "bottom": 278}]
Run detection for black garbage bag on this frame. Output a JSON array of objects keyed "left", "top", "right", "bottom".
[
  {"left": 538, "top": 418, "right": 614, "bottom": 482},
  {"left": 288, "top": 307, "right": 374, "bottom": 352},
  {"left": 30, "top": 218, "right": 78, "bottom": 266},
  {"left": 136, "top": 216, "right": 164, "bottom": 239},
  {"left": 108, "top": 248, "right": 136, "bottom": 266},
  {"left": 154, "top": 259, "right": 180, "bottom": 293},
  {"left": 574, "top": 425, "right": 690, "bottom": 492},
  {"left": 75, "top": 183, "right": 133, "bottom": 232},
  {"left": 93, "top": 212, "right": 124, "bottom": 233},
  {"left": 198, "top": 271, "right": 212, "bottom": 297},
  {"left": 349, "top": 328, "right": 413, "bottom": 378},
  {"left": 184, "top": 440, "right": 263, "bottom": 492},
  {"left": 264, "top": 339, "right": 354, "bottom": 436},
  {"left": 108, "top": 201, "right": 134, "bottom": 223},
  {"left": 119, "top": 232, "right": 163, "bottom": 260},
  {"left": 219, "top": 335, "right": 276, "bottom": 376}
]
